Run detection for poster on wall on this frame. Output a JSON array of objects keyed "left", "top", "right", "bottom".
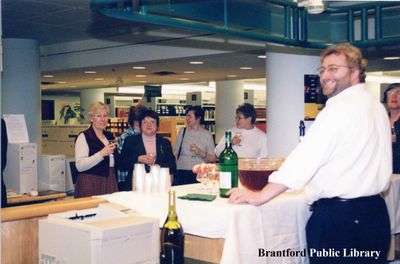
[{"left": 304, "top": 74, "right": 326, "bottom": 120}]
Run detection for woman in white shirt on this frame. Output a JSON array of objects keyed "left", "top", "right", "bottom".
[{"left": 215, "top": 103, "right": 267, "bottom": 158}]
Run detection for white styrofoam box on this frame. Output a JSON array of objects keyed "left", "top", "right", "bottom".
[
  {"left": 39, "top": 204, "right": 160, "bottom": 264},
  {"left": 38, "top": 155, "right": 66, "bottom": 192},
  {"left": 4, "top": 143, "right": 37, "bottom": 194}
]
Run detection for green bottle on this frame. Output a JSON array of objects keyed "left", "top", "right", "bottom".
[
  {"left": 219, "top": 131, "right": 238, "bottom": 198},
  {"left": 160, "top": 190, "right": 184, "bottom": 264}
]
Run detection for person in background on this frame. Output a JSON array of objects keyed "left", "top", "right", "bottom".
[
  {"left": 119, "top": 109, "right": 176, "bottom": 182},
  {"left": 115, "top": 104, "right": 147, "bottom": 191},
  {"left": 1, "top": 119, "right": 8, "bottom": 207},
  {"left": 228, "top": 44, "right": 392, "bottom": 264},
  {"left": 74, "top": 102, "right": 118, "bottom": 198},
  {"left": 215, "top": 103, "right": 267, "bottom": 158},
  {"left": 384, "top": 83, "right": 400, "bottom": 174},
  {"left": 173, "top": 106, "right": 216, "bottom": 185}
]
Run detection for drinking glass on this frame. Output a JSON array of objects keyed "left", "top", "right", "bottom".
[
  {"left": 235, "top": 132, "right": 242, "bottom": 146},
  {"left": 196, "top": 172, "right": 209, "bottom": 191}
]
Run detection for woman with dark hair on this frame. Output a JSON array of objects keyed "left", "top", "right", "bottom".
[
  {"left": 384, "top": 83, "right": 400, "bottom": 173},
  {"left": 173, "top": 106, "right": 216, "bottom": 185},
  {"left": 215, "top": 103, "right": 267, "bottom": 158},
  {"left": 119, "top": 109, "right": 176, "bottom": 183},
  {"left": 115, "top": 104, "right": 147, "bottom": 191},
  {"left": 74, "top": 102, "right": 118, "bottom": 198}
]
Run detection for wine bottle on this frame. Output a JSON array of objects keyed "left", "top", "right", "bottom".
[
  {"left": 299, "top": 120, "right": 305, "bottom": 142},
  {"left": 160, "top": 190, "right": 184, "bottom": 264},
  {"left": 219, "top": 131, "right": 238, "bottom": 198}
]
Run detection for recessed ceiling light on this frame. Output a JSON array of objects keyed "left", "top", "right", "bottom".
[
  {"left": 257, "top": 55, "right": 266, "bottom": 59},
  {"left": 227, "top": 75, "right": 237, "bottom": 78},
  {"left": 180, "top": 78, "right": 190, "bottom": 81},
  {"left": 184, "top": 71, "right": 195, "bottom": 74},
  {"left": 240, "top": 67, "right": 253, "bottom": 70},
  {"left": 43, "top": 74, "right": 54, "bottom": 78},
  {"left": 136, "top": 75, "right": 147, "bottom": 78},
  {"left": 57, "top": 81, "right": 67, "bottom": 84},
  {"left": 84, "top": 71, "right": 97, "bottom": 74},
  {"left": 133, "top": 66, "right": 146, "bottom": 70},
  {"left": 94, "top": 78, "right": 104, "bottom": 81},
  {"left": 384, "top": 56, "right": 400, "bottom": 60},
  {"left": 189, "top": 61, "right": 204, "bottom": 65}
]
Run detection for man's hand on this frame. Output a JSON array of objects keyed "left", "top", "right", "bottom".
[{"left": 227, "top": 188, "right": 264, "bottom": 206}]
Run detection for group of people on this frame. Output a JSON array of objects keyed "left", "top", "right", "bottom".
[
  {"left": 72, "top": 101, "right": 267, "bottom": 198},
  {"left": 55, "top": 43, "right": 399, "bottom": 263}
]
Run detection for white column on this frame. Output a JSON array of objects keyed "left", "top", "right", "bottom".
[
  {"left": 80, "top": 89, "right": 105, "bottom": 123},
  {"left": 266, "top": 52, "right": 320, "bottom": 157},
  {"left": 215, "top": 80, "right": 244, "bottom": 142},
  {"left": 2, "top": 39, "right": 41, "bottom": 146}
]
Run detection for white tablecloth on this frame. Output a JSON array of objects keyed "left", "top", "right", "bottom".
[
  {"left": 100, "top": 184, "right": 311, "bottom": 264},
  {"left": 383, "top": 174, "right": 400, "bottom": 235}
]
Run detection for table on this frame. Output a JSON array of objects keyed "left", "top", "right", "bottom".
[
  {"left": 7, "top": 192, "right": 68, "bottom": 206},
  {"left": 382, "top": 174, "right": 400, "bottom": 260},
  {"left": 101, "top": 184, "right": 311, "bottom": 264}
]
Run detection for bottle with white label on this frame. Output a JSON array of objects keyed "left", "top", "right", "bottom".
[{"left": 218, "top": 131, "right": 238, "bottom": 198}]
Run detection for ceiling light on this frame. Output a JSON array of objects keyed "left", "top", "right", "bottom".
[
  {"left": 297, "top": 0, "right": 324, "bottom": 14},
  {"left": 136, "top": 75, "right": 147, "bottom": 78},
  {"left": 184, "top": 71, "right": 195, "bottom": 74},
  {"left": 57, "top": 81, "right": 67, "bottom": 84},
  {"left": 43, "top": 74, "right": 54, "bottom": 78},
  {"left": 257, "top": 55, "right": 266, "bottom": 59},
  {"left": 84, "top": 71, "right": 96, "bottom": 74},
  {"left": 189, "top": 61, "right": 204, "bottom": 65},
  {"left": 118, "top": 87, "right": 145, "bottom": 93},
  {"left": 384, "top": 57, "right": 400, "bottom": 60},
  {"left": 133, "top": 66, "right": 146, "bottom": 69},
  {"left": 240, "top": 67, "right": 253, "bottom": 70}
]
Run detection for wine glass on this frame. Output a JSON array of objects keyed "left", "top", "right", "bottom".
[
  {"left": 196, "top": 171, "right": 209, "bottom": 191},
  {"left": 235, "top": 132, "right": 243, "bottom": 146},
  {"left": 208, "top": 170, "right": 219, "bottom": 194},
  {"left": 148, "top": 152, "right": 156, "bottom": 165}
]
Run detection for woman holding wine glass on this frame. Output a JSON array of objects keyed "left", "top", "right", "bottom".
[
  {"left": 74, "top": 102, "right": 118, "bottom": 198},
  {"left": 119, "top": 109, "right": 176, "bottom": 183},
  {"left": 173, "top": 106, "right": 216, "bottom": 185},
  {"left": 215, "top": 103, "right": 268, "bottom": 158}
]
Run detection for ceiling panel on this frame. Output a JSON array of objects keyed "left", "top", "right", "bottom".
[{"left": 2, "top": 0, "right": 400, "bottom": 92}]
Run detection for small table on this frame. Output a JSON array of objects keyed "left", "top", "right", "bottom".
[{"left": 7, "top": 191, "right": 68, "bottom": 206}]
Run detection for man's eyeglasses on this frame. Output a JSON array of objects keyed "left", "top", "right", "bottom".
[{"left": 316, "top": 65, "right": 352, "bottom": 76}]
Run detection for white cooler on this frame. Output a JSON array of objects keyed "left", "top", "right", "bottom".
[{"left": 39, "top": 204, "right": 160, "bottom": 264}]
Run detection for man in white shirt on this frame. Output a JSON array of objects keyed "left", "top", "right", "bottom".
[
  {"left": 228, "top": 44, "right": 392, "bottom": 264},
  {"left": 215, "top": 103, "right": 267, "bottom": 158}
]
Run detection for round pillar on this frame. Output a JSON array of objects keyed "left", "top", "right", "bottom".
[
  {"left": 215, "top": 80, "right": 244, "bottom": 142},
  {"left": 2, "top": 39, "right": 41, "bottom": 146},
  {"left": 266, "top": 52, "right": 320, "bottom": 157}
]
